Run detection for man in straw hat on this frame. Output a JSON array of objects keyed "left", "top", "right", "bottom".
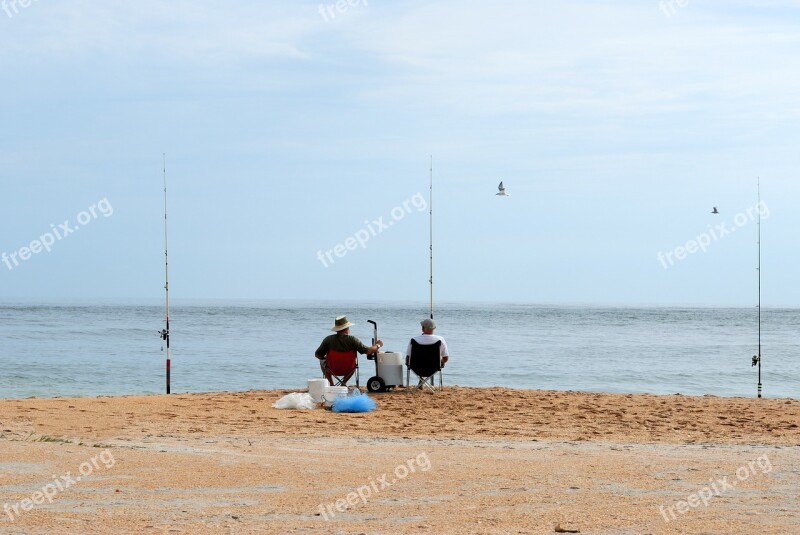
[{"left": 315, "top": 315, "right": 383, "bottom": 386}]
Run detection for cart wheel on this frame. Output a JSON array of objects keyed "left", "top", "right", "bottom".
[{"left": 367, "top": 376, "right": 386, "bottom": 393}]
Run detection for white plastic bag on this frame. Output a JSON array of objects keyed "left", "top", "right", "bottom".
[{"left": 272, "top": 392, "right": 317, "bottom": 410}]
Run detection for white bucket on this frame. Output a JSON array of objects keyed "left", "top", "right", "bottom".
[
  {"left": 322, "top": 386, "right": 349, "bottom": 408},
  {"left": 308, "top": 379, "right": 327, "bottom": 403}
]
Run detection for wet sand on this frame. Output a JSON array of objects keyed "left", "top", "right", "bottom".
[{"left": 1, "top": 387, "right": 798, "bottom": 534}]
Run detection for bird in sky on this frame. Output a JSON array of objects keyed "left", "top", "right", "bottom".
[
  {"left": 711, "top": 207, "right": 719, "bottom": 214},
  {"left": 496, "top": 181, "right": 508, "bottom": 196}
]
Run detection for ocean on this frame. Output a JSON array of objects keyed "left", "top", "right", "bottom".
[{"left": 0, "top": 302, "right": 797, "bottom": 399}]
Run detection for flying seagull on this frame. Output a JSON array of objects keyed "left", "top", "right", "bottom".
[
  {"left": 711, "top": 207, "right": 719, "bottom": 214},
  {"left": 496, "top": 181, "right": 508, "bottom": 196}
]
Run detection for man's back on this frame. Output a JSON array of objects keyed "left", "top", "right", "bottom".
[
  {"left": 316, "top": 333, "right": 369, "bottom": 358},
  {"left": 407, "top": 333, "right": 448, "bottom": 359}
]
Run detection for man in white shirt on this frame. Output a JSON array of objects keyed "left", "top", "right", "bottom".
[{"left": 406, "top": 318, "right": 449, "bottom": 368}]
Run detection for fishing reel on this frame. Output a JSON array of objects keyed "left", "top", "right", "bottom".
[
  {"left": 159, "top": 329, "right": 169, "bottom": 351},
  {"left": 751, "top": 355, "right": 760, "bottom": 367}
]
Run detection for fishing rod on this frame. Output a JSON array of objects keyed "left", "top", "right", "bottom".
[
  {"left": 159, "top": 153, "right": 171, "bottom": 395},
  {"left": 751, "top": 177, "right": 762, "bottom": 398},
  {"left": 429, "top": 155, "right": 433, "bottom": 320}
]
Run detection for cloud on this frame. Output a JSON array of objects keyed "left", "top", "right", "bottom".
[
  {"left": 339, "top": 1, "right": 800, "bottom": 122},
  {"left": 5, "top": 0, "right": 799, "bottom": 123},
  {"left": 0, "top": 1, "right": 317, "bottom": 64}
]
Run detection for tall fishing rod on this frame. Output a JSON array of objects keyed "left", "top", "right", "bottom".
[
  {"left": 429, "top": 155, "right": 434, "bottom": 320},
  {"left": 751, "top": 177, "right": 762, "bottom": 398},
  {"left": 159, "top": 153, "right": 171, "bottom": 395}
]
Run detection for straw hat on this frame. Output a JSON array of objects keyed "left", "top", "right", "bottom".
[{"left": 331, "top": 315, "right": 354, "bottom": 332}]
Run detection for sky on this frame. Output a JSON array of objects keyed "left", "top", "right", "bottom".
[{"left": 1, "top": 0, "right": 799, "bottom": 306}]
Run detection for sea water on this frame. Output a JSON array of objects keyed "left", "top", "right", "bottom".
[{"left": 0, "top": 301, "right": 797, "bottom": 399}]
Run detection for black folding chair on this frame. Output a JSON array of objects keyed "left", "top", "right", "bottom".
[{"left": 407, "top": 340, "right": 443, "bottom": 392}]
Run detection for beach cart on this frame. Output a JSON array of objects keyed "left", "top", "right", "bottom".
[{"left": 365, "top": 320, "right": 404, "bottom": 393}]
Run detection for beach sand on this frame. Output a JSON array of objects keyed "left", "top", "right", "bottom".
[{"left": 1, "top": 387, "right": 798, "bottom": 534}]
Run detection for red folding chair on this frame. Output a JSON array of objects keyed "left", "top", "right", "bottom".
[{"left": 324, "top": 349, "right": 359, "bottom": 387}]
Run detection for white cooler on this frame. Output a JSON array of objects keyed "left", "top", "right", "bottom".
[{"left": 376, "top": 352, "right": 404, "bottom": 386}]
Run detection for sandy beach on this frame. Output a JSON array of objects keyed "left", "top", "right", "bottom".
[{"left": 1, "top": 387, "right": 798, "bottom": 534}]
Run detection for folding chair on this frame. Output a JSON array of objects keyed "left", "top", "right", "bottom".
[
  {"left": 406, "top": 340, "right": 443, "bottom": 392},
  {"left": 324, "top": 349, "right": 359, "bottom": 387}
]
